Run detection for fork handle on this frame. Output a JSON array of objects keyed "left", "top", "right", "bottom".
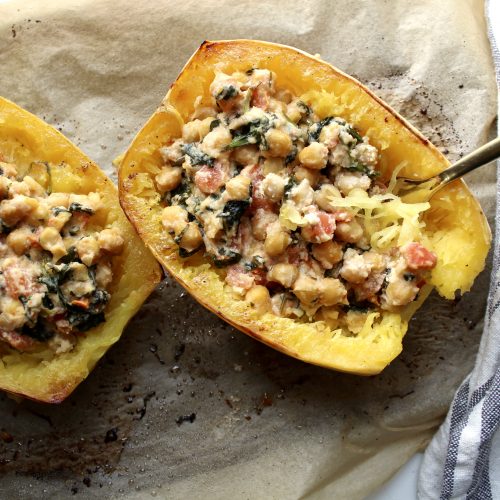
[{"left": 439, "top": 136, "right": 500, "bottom": 184}]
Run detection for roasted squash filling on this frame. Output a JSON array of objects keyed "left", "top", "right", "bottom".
[
  {"left": 0, "top": 160, "right": 123, "bottom": 353},
  {"left": 156, "top": 68, "right": 437, "bottom": 333}
]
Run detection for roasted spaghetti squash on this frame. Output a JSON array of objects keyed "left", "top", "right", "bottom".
[
  {"left": 0, "top": 97, "right": 161, "bottom": 402},
  {"left": 118, "top": 40, "right": 490, "bottom": 375}
]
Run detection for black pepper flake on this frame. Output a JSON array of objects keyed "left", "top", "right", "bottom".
[
  {"left": 175, "top": 413, "right": 196, "bottom": 425},
  {"left": 104, "top": 428, "right": 118, "bottom": 443}
]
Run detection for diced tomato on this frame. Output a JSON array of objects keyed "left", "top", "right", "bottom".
[
  {"left": 4, "top": 264, "right": 43, "bottom": 299},
  {"left": 301, "top": 211, "right": 336, "bottom": 244},
  {"left": 402, "top": 242, "right": 437, "bottom": 270},
  {"left": 285, "top": 244, "right": 309, "bottom": 265},
  {"left": 251, "top": 267, "right": 267, "bottom": 286},
  {"left": 225, "top": 265, "right": 254, "bottom": 290},
  {"left": 70, "top": 299, "right": 90, "bottom": 310},
  {"left": 249, "top": 196, "right": 275, "bottom": 213},
  {"left": 251, "top": 86, "right": 270, "bottom": 110},
  {"left": 248, "top": 170, "right": 276, "bottom": 213},
  {"left": 0, "top": 330, "right": 37, "bottom": 351},
  {"left": 194, "top": 162, "right": 225, "bottom": 194}
]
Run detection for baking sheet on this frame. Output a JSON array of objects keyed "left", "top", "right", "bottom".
[{"left": 0, "top": 0, "right": 497, "bottom": 498}]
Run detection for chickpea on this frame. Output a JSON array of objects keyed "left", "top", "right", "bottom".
[
  {"left": 23, "top": 176, "right": 46, "bottom": 197},
  {"left": 298, "top": 142, "right": 328, "bottom": 170},
  {"left": 178, "top": 222, "right": 202, "bottom": 252},
  {"left": 319, "top": 122, "right": 340, "bottom": 147},
  {"left": 201, "top": 127, "right": 232, "bottom": 157},
  {"left": 384, "top": 279, "right": 418, "bottom": 308},
  {"left": 39, "top": 227, "right": 67, "bottom": 261},
  {"left": 232, "top": 145, "right": 260, "bottom": 165},
  {"left": 261, "top": 173, "right": 286, "bottom": 202},
  {"left": 0, "top": 196, "right": 38, "bottom": 226},
  {"left": 182, "top": 117, "right": 213, "bottom": 143},
  {"left": 46, "top": 192, "right": 70, "bottom": 209},
  {"left": 262, "top": 157, "right": 284, "bottom": 175},
  {"left": 363, "top": 251, "right": 386, "bottom": 273},
  {"left": 265, "top": 129, "right": 292, "bottom": 158},
  {"left": 320, "top": 278, "right": 347, "bottom": 306},
  {"left": 98, "top": 228, "right": 125, "bottom": 255},
  {"left": 161, "top": 205, "right": 188, "bottom": 235},
  {"left": 251, "top": 209, "right": 278, "bottom": 241},
  {"left": 267, "top": 263, "right": 298, "bottom": 288},
  {"left": 245, "top": 285, "right": 272, "bottom": 314},
  {"left": 0, "top": 162, "right": 17, "bottom": 178},
  {"left": 225, "top": 174, "right": 251, "bottom": 200},
  {"left": 6, "top": 227, "right": 32, "bottom": 255},
  {"left": 314, "top": 184, "right": 342, "bottom": 212},
  {"left": 47, "top": 209, "right": 72, "bottom": 231},
  {"left": 335, "top": 219, "right": 364, "bottom": 243},
  {"left": 76, "top": 236, "right": 100, "bottom": 266},
  {"left": 0, "top": 297, "right": 25, "bottom": 330},
  {"left": 335, "top": 171, "right": 371, "bottom": 195},
  {"left": 292, "top": 275, "right": 318, "bottom": 306},
  {"left": 316, "top": 306, "right": 340, "bottom": 329},
  {"left": 312, "top": 241, "right": 343, "bottom": 269},
  {"left": 27, "top": 202, "right": 50, "bottom": 225},
  {"left": 289, "top": 179, "right": 314, "bottom": 208},
  {"left": 95, "top": 264, "right": 113, "bottom": 288},
  {"left": 286, "top": 100, "right": 307, "bottom": 123},
  {"left": 9, "top": 181, "right": 30, "bottom": 196},
  {"left": 264, "top": 228, "right": 291, "bottom": 257},
  {"left": 294, "top": 166, "right": 320, "bottom": 187},
  {"left": 155, "top": 166, "right": 182, "bottom": 194}
]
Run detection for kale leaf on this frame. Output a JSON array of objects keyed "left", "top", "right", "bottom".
[
  {"left": 212, "top": 247, "right": 242, "bottom": 268},
  {"left": 181, "top": 143, "right": 215, "bottom": 167},
  {"left": 226, "top": 117, "right": 271, "bottom": 150},
  {"left": 68, "top": 202, "right": 94, "bottom": 214},
  {"left": 218, "top": 199, "right": 249, "bottom": 236},
  {"left": 308, "top": 117, "right": 334, "bottom": 142},
  {"left": 215, "top": 85, "right": 238, "bottom": 101}
]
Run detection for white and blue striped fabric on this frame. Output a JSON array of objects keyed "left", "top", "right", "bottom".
[{"left": 418, "top": 2, "right": 500, "bottom": 498}]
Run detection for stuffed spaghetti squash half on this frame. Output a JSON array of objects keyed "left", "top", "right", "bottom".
[
  {"left": 0, "top": 97, "right": 161, "bottom": 402},
  {"left": 118, "top": 40, "right": 490, "bottom": 375}
]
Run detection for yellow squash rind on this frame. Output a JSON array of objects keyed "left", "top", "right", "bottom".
[
  {"left": 118, "top": 40, "right": 490, "bottom": 375},
  {"left": 0, "top": 97, "right": 162, "bottom": 402}
]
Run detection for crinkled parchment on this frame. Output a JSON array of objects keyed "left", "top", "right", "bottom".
[{"left": 0, "top": 0, "right": 497, "bottom": 498}]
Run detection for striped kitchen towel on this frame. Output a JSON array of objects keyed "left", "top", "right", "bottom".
[{"left": 418, "top": 1, "right": 500, "bottom": 498}]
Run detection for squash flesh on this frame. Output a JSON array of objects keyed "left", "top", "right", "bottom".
[
  {"left": 119, "top": 40, "right": 490, "bottom": 375},
  {"left": 0, "top": 97, "right": 162, "bottom": 402}
]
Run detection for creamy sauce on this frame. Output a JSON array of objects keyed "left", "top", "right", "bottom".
[
  {"left": 0, "top": 161, "right": 123, "bottom": 352},
  {"left": 156, "top": 69, "right": 437, "bottom": 332}
]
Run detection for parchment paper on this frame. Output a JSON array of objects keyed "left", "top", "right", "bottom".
[{"left": 0, "top": 0, "right": 497, "bottom": 498}]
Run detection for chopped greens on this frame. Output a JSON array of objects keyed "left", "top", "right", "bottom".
[
  {"left": 218, "top": 199, "right": 250, "bottom": 236},
  {"left": 226, "top": 117, "right": 271, "bottom": 150},
  {"left": 212, "top": 247, "right": 241, "bottom": 268},
  {"left": 215, "top": 85, "right": 238, "bottom": 101},
  {"left": 209, "top": 119, "right": 221, "bottom": 131},
  {"left": 346, "top": 160, "right": 379, "bottom": 179},
  {"left": 308, "top": 116, "right": 334, "bottom": 142},
  {"left": 68, "top": 202, "right": 94, "bottom": 214},
  {"left": 181, "top": 143, "right": 215, "bottom": 167}
]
